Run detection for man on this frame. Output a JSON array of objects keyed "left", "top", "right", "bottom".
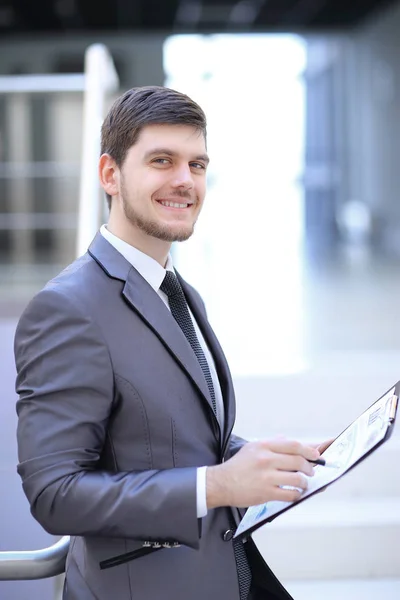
[{"left": 15, "top": 86, "right": 323, "bottom": 600}]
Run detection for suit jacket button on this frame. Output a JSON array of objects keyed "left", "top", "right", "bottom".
[{"left": 222, "top": 529, "right": 234, "bottom": 542}]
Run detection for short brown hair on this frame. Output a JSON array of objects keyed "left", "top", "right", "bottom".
[{"left": 101, "top": 86, "right": 207, "bottom": 209}]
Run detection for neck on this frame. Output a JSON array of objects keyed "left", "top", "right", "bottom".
[{"left": 107, "top": 215, "right": 171, "bottom": 267}]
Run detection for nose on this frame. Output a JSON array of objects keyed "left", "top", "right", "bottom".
[{"left": 171, "top": 164, "right": 194, "bottom": 190}]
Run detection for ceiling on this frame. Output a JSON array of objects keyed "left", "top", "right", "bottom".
[{"left": 0, "top": 0, "right": 398, "bottom": 35}]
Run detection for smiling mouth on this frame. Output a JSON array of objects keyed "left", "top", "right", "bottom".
[{"left": 156, "top": 199, "right": 192, "bottom": 209}]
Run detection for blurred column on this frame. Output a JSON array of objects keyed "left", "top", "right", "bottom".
[
  {"left": 6, "top": 94, "right": 34, "bottom": 268},
  {"left": 48, "top": 93, "right": 82, "bottom": 266},
  {"left": 303, "top": 38, "right": 343, "bottom": 260}
]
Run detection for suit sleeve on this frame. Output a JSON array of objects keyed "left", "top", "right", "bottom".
[{"left": 14, "top": 286, "right": 200, "bottom": 549}]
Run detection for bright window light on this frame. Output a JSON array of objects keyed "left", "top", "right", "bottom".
[{"left": 164, "top": 34, "right": 307, "bottom": 376}]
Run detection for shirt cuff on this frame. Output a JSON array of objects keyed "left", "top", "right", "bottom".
[{"left": 196, "top": 466, "right": 208, "bottom": 518}]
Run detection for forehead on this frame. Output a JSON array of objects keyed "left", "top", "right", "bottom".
[{"left": 133, "top": 124, "right": 207, "bottom": 155}]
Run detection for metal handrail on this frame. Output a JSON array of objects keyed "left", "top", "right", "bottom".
[
  {"left": 0, "top": 74, "right": 85, "bottom": 94},
  {"left": 0, "top": 536, "right": 70, "bottom": 580}
]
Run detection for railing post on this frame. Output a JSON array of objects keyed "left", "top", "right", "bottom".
[{"left": 76, "top": 43, "right": 119, "bottom": 257}]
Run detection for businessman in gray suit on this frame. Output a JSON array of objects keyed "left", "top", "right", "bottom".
[{"left": 15, "top": 86, "right": 324, "bottom": 599}]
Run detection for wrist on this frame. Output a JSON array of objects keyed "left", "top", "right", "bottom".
[{"left": 206, "top": 464, "right": 229, "bottom": 509}]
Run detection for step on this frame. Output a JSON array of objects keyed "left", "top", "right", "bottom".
[
  {"left": 285, "top": 578, "right": 400, "bottom": 600},
  {"left": 310, "top": 440, "right": 400, "bottom": 498},
  {"left": 252, "top": 497, "right": 400, "bottom": 580},
  {"left": 233, "top": 356, "right": 400, "bottom": 440}
]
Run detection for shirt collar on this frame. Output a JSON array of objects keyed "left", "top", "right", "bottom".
[{"left": 100, "top": 224, "right": 174, "bottom": 292}]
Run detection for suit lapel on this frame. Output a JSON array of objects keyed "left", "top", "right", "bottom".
[
  {"left": 88, "top": 234, "right": 218, "bottom": 430},
  {"left": 122, "top": 272, "right": 217, "bottom": 415}
]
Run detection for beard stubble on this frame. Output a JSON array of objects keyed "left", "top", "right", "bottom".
[{"left": 121, "top": 180, "right": 197, "bottom": 243}]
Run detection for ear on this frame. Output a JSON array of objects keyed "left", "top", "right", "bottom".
[{"left": 99, "top": 153, "right": 119, "bottom": 197}]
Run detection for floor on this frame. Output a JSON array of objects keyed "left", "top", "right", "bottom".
[{"left": 287, "top": 578, "right": 400, "bottom": 599}]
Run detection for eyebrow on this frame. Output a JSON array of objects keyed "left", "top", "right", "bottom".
[{"left": 144, "top": 148, "right": 210, "bottom": 165}]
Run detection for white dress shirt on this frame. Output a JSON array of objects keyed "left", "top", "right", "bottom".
[{"left": 100, "top": 225, "right": 225, "bottom": 517}]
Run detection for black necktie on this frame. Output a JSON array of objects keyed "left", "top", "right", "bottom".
[
  {"left": 160, "top": 270, "right": 217, "bottom": 416},
  {"left": 160, "top": 271, "right": 252, "bottom": 600}
]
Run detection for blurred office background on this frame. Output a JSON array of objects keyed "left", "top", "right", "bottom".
[{"left": 0, "top": 1, "right": 400, "bottom": 598}]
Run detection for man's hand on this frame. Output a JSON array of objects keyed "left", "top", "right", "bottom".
[
  {"left": 206, "top": 438, "right": 321, "bottom": 509},
  {"left": 311, "top": 438, "right": 335, "bottom": 454},
  {"left": 309, "top": 437, "right": 336, "bottom": 495}
]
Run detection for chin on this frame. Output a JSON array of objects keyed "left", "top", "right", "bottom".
[{"left": 155, "top": 224, "right": 194, "bottom": 243}]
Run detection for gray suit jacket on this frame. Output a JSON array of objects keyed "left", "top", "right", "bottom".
[{"left": 14, "top": 233, "right": 293, "bottom": 600}]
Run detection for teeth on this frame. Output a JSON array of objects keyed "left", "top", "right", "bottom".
[{"left": 160, "top": 201, "right": 189, "bottom": 208}]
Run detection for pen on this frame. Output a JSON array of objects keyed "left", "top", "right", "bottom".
[
  {"left": 309, "top": 458, "right": 326, "bottom": 466},
  {"left": 308, "top": 458, "right": 338, "bottom": 468}
]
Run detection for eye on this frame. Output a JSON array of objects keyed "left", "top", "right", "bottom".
[
  {"left": 190, "top": 162, "right": 206, "bottom": 170},
  {"left": 152, "top": 158, "right": 170, "bottom": 165}
]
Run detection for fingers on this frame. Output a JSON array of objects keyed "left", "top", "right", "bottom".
[
  {"left": 271, "top": 470, "right": 309, "bottom": 492},
  {"left": 309, "top": 438, "right": 336, "bottom": 453},
  {"left": 272, "top": 453, "right": 315, "bottom": 477},
  {"left": 264, "top": 472, "right": 309, "bottom": 504},
  {"left": 316, "top": 437, "right": 336, "bottom": 454},
  {"left": 259, "top": 438, "right": 320, "bottom": 462},
  {"left": 273, "top": 487, "right": 303, "bottom": 503}
]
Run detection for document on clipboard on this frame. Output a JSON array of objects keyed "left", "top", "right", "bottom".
[{"left": 234, "top": 381, "right": 399, "bottom": 540}]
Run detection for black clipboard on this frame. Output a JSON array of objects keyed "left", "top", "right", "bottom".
[{"left": 234, "top": 380, "right": 399, "bottom": 540}]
